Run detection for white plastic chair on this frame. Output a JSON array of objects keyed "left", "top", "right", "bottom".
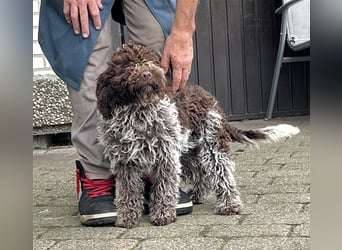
[{"left": 265, "top": 0, "right": 310, "bottom": 119}]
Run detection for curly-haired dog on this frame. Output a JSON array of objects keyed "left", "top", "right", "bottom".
[{"left": 96, "top": 41, "right": 300, "bottom": 228}]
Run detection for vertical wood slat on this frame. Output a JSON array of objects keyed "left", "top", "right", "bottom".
[
  {"left": 226, "top": 0, "right": 246, "bottom": 115},
  {"left": 242, "top": 0, "right": 263, "bottom": 114},
  {"left": 193, "top": 0, "right": 214, "bottom": 94},
  {"left": 258, "top": 0, "right": 277, "bottom": 112},
  {"left": 210, "top": 0, "right": 231, "bottom": 115}
]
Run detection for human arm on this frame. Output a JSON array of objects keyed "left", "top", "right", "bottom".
[
  {"left": 63, "top": 0, "right": 103, "bottom": 38},
  {"left": 160, "top": 0, "right": 198, "bottom": 92}
]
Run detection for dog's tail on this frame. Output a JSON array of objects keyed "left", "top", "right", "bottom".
[{"left": 227, "top": 124, "right": 300, "bottom": 147}]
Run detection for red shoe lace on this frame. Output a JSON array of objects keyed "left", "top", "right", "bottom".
[{"left": 76, "top": 169, "right": 115, "bottom": 198}]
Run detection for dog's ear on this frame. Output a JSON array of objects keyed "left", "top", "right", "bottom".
[
  {"left": 96, "top": 60, "right": 135, "bottom": 119},
  {"left": 96, "top": 71, "right": 117, "bottom": 119},
  {"left": 96, "top": 74, "right": 124, "bottom": 120},
  {"left": 96, "top": 48, "right": 134, "bottom": 119}
]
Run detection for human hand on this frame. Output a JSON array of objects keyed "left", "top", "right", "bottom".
[
  {"left": 161, "top": 31, "right": 194, "bottom": 92},
  {"left": 63, "top": 0, "right": 103, "bottom": 38}
]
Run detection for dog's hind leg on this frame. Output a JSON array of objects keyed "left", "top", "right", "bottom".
[
  {"left": 115, "top": 163, "right": 145, "bottom": 228},
  {"left": 195, "top": 141, "right": 242, "bottom": 215},
  {"left": 182, "top": 150, "right": 211, "bottom": 204},
  {"left": 149, "top": 155, "right": 180, "bottom": 226},
  {"left": 198, "top": 110, "right": 242, "bottom": 215},
  {"left": 212, "top": 152, "right": 243, "bottom": 215}
]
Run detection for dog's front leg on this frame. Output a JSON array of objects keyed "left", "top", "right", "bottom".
[
  {"left": 149, "top": 156, "right": 180, "bottom": 226},
  {"left": 115, "top": 163, "right": 144, "bottom": 228}
]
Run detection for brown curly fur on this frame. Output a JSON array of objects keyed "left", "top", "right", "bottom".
[
  {"left": 96, "top": 41, "right": 299, "bottom": 228},
  {"left": 96, "top": 42, "right": 167, "bottom": 119}
]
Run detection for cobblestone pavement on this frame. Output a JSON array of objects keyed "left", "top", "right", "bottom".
[{"left": 33, "top": 116, "right": 310, "bottom": 250}]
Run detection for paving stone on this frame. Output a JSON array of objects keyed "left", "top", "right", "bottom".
[
  {"left": 239, "top": 184, "right": 309, "bottom": 195},
  {"left": 242, "top": 211, "right": 309, "bottom": 225},
  {"left": 257, "top": 193, "right": 310, "bottom": 204},
  {"left": 33, "top": 188, "right": 76, "bottom": 202},
  {"left": 234, "top": 158, "right": 270, "bottom": 171},
  {"left": 33, "top": 195, "right": 77, "bottom": 207},
  {"left": 223, "top": 237, "right": 310, "bottom": 250},
  {"left": 137, "top": 237, "right": 225, "bottom": 250},
  {"left": 255, "top": 169, "right": 310, "bottom": 178},
  {"left": 239, "top": 194, "right": 259, "bottom": 204},
  {"left": 33, "top": 176, "right": 74, "bottom": 197},
  {"left": 301, "top": 202, "right": 310, "bottom": 212},
  {"left": 241, "top": 203, "right": 303, "bottom": 215},
  {"left": 175, "top": 214, "right": 241, "bottom": 226},
  {"left": 272, "top": 175, "right": 310, "bottom": 185},
  {"left": 292, "top": 223, "right": 310, "bottom": 237},
  {"left": 285, "top": 160, "right": 310, "bottom": 170},
  {"left": 50, "top": 239, "right": 138, "bottom": 250},
  {"left": 40, "top": 227, "right": 126, "bottom": 240},
  {"left": 270, "top": 153, "right": 309, "bottom": 164},
  {"left": 33, "top": 177, "right": 74, "bottom": 193},
  {"left": 33, "top": 239, "right": 56, "bottom": 250},
  {"left": 33, "top": 228, "right": 48, "bottom": 240},
  {"left": 206, "top": 224, "right": 292, "bottom": 237},
  {"left": 120, "top": 224, "right": 204, "bottom": 239},
  {"left": 33, "top": 215, "right": 80, "bottom": 227},
  {"left": 191, "top": 194, "right": 258, "bottom": 216},
  {"left": 235, "top": 176, "right": 274, "bottom": 186},
  {"left": 233, "top": 171, "right": 257, "bottom": 178},
  {"left": 34, "top": 206, "right": 78, "bottom": 219}
]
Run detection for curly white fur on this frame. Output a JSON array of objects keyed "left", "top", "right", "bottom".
[{"left": 96, "top": 42, "right": 300, "bottom": 228}]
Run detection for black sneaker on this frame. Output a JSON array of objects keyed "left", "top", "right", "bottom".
[
  {"left": 176, "top": 189, "right": 193, "bottom": 215},
  {"left": 76, "top": 160, "right": 117, "bottom": 226},
  {"left": 143, "top": 182, "right": 193, "bottom": 215}
]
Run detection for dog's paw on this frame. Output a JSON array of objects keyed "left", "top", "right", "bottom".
[
  {"left": 116, "top": 211, "right": 140, "bottom": 229},
  {"left": 150, "top": 210, "right": 177, "bottom": 226},
  {"left": 215, "top": 203, "right": 243, "bottom": 215}
]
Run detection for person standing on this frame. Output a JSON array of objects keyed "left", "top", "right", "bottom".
[{"left": 39, "top": 0, "right": 198, "bottom": 226}]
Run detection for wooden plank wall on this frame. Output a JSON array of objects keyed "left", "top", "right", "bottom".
[{"left": 190, "top": 0, "right": 310, "bottom": 120}]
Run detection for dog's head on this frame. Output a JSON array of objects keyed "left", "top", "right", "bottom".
[{"left": 96, "top": 41, "right": 169, "bottom": 119}]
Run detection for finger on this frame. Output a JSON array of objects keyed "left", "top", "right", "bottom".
[
  {"left": 97, "top": 0, "right": 103, "bottom": 9},
  {"left": 172, "top": 68, "right": 182, "bottom": 92},
  {"left": 63, "top": 2, "right": 71, "bottom": 24},
  {"left": 70, "top": 4, "right": 80, "bottom": 35},
  {"left": 88, "top": 1, "right": 101, "bottom": 30},
  {"left": 79, "top": 3, "right": 90, "bottom": 38},
  {"left": 179, "top": 67, "right": 190, "bottom": 90},
  {"left": 160, "top": 53, "right": 170, "bottom": 74}
]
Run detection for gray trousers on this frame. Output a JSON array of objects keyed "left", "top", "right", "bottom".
[{"left": 67, "top": 0, "right": 165, "bottom": 179}]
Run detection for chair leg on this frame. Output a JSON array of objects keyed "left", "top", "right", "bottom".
[{"left": 265, "top": 12, "right": 288, "bottom": 120}]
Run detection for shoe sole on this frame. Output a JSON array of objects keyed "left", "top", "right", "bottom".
[
  {"left": 143, "top": 200, "right": 193, "bottom": 216},
  {"left": 80, "top": 200, "right": 193, "bottom": 226},
  {"left": 80, "top": 212, "right": 117, "bottom": 226},
  {"left": 176, "top": 200, "right": 193, "bottom": 215}
]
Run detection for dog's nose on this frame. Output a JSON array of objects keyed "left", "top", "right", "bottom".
[{"left": 141, "top": 71, "right": 152, "bottom": 79}]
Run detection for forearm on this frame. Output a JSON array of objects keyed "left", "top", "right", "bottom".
[
  {"left": 161, "top": 0, "right": 198, "bottom": 91},
  {"left": 171, "top": 0, "right": 198, "bottom": 35}
]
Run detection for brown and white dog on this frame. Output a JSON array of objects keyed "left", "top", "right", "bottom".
[{"left": 96, "top": 41, "right": 300, "bottom": 228}]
